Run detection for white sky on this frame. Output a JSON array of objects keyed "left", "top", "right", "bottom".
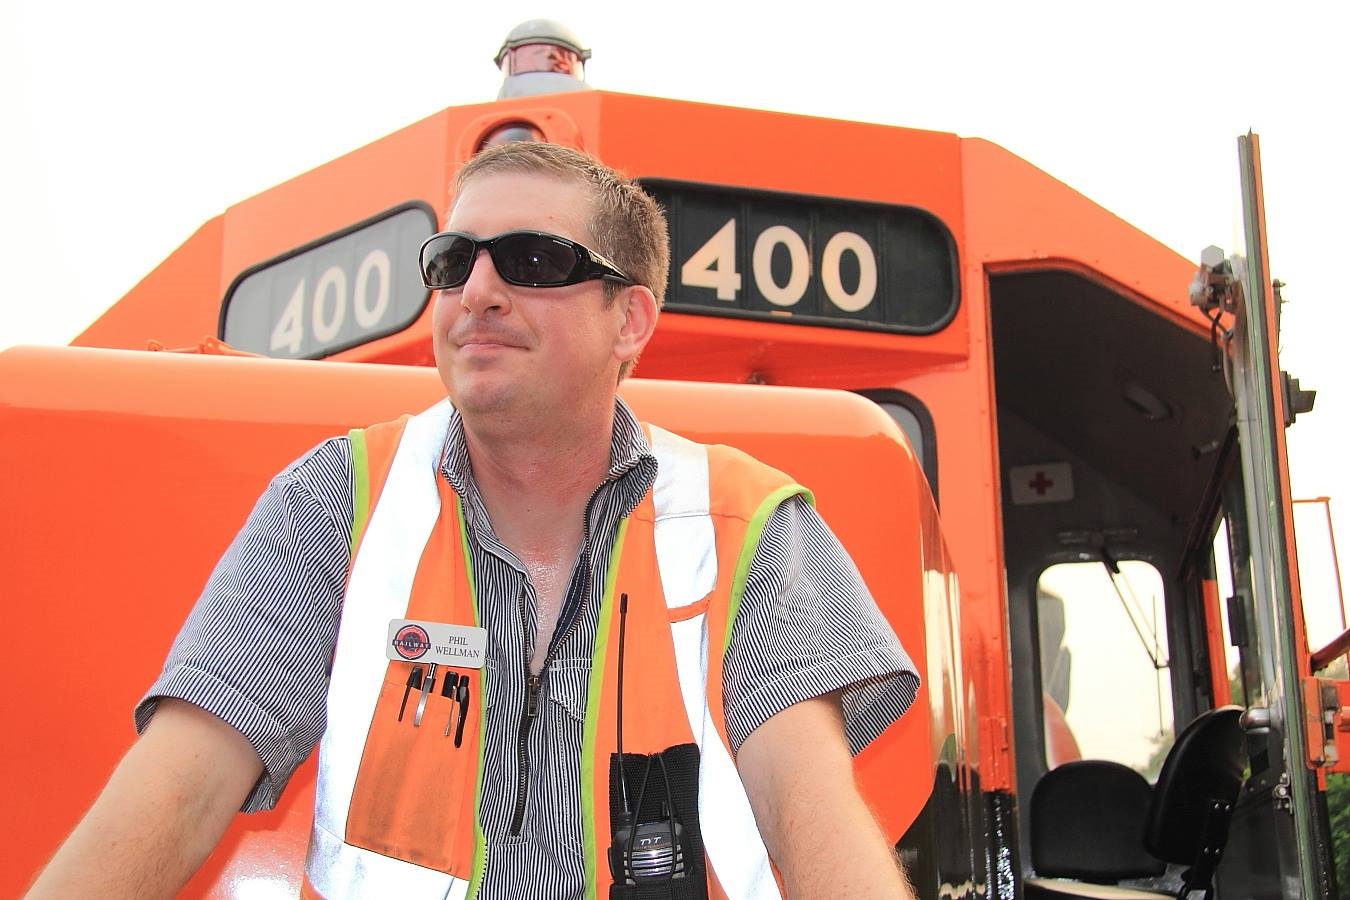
[{"left": 3, "top": 1, "right": 1346, "bottom": 616}]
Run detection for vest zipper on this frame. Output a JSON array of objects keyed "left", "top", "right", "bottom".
[{"left": 507, "top": 485, "right": 603, "bottom": 837}]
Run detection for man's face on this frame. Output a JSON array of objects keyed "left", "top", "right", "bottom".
[{"left": 430, "top": 172, "right": 630, "bottom": 423}]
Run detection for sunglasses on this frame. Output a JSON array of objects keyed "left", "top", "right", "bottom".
[{"left": 419, "top": 230, "right": 635, "bottom": 290}]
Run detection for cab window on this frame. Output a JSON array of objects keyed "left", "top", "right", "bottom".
[{"left": 1038, "top": 561, "right": 1174, "bottom": 778}]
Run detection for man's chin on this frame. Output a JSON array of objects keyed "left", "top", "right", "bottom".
[{"left": 445, "top": 378, "right": 523, "bottom": 418}]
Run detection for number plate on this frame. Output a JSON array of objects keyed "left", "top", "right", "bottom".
[
  {"left": 642, "top": 181, "right": 958, "bottom": 333},
  {"left": 220, "top": 203, "right": 436, "bottom": 359}
]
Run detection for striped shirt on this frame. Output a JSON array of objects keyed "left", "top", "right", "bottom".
[{"left": 137, "top": 399, "right": 918, "bottom": 898}]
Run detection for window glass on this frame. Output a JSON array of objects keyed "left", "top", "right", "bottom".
[
  {"left": 1213, "top": 519, "right": 1245, "bottom": 705},
  {"left": 1038, "top": 561, "right": 1174, "bottom": 779},
  {"left": 1216, "top": 504, "right": 1267, "bottom": 708},
  {"left": 874, "top": 401, "right": 925, "bottom": 472}
]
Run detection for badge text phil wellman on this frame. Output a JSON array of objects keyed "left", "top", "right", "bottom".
[{"left": 386, "top": 619, "right": 488, "bottom": 668}]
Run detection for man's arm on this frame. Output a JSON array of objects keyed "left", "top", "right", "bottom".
[
  {"left": 737, "top": 691, "right": 915, "bottom": 900},
  {"left": 27, "top": 699, "right": 263, "bottom": 899}
]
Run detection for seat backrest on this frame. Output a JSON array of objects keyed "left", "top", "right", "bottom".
[
  {"left": 1143, "top": 706, "right": 1246, "bottom": 865},
  {"left": 1031, "top": 759, "right": 1166, "bottom": 882}
]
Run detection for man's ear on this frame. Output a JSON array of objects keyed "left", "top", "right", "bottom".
[{"left": 613, "top": 285, "right": 660, "bottom": 364}]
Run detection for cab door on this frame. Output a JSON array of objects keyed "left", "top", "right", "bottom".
[{"left": 1206, "top": 132, "right": 1335, "bottom": 896}]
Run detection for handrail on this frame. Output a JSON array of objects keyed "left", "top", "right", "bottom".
[{"left": 1310, "top": 626, "right": 1350, "bottom": 674}]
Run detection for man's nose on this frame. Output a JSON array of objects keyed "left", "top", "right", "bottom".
[{"left": 459, "top": 248, "right": 512, "bottom": 316}]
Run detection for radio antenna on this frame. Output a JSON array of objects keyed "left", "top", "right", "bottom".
[{"left": 616, "top": 592, "right": 632, "bottom": 820}]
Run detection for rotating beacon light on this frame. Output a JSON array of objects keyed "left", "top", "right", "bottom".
[
  {"left": 481, "top": 20, "right": 593, "bottom": 151},
  {"left": 494, "top": 19, "right": 592, "bottom": 100}
]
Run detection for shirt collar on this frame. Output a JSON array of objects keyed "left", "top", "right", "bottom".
[{"left": 439, "top": 396, "right": 657, "bottom": 526}]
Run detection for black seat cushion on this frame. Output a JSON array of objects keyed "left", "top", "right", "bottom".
[{"left": 1031, "top": 760, "right": 1166, "bottom": 882}]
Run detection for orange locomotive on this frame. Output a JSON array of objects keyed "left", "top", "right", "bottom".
[{"left": 3, "top": 24, "right": 1339, "bottom": 899}]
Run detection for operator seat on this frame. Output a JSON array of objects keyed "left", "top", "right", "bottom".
[
  {"left": 1024, "top": 760, "right": 1165, "bottom": 899},
  {"left": 1025, "top": 706, "right": 1247, "bottom": 900},
  {"left": 1142, "top": 706, "right": 1246, "bottom": 900}
]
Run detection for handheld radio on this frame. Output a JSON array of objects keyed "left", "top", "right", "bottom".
[{"left": 607, "top": 593, "right": 706, "bottom": 899}]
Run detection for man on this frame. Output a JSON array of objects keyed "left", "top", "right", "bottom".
[{"left": 30, "top": 143, "right": 918, "bottom": 899}]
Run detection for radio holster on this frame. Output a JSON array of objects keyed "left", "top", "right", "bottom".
[{"left": 607, "top": 743, "right": 706, "bottom": 900}]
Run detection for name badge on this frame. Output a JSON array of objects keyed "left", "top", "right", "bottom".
[{"left": 386, "top": 619, "right": 487, "bottom": 668}]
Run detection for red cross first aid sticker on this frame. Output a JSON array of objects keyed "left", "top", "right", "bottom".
[{"left": 1008, "top": 462, "right": 1073, "bottom": 505}]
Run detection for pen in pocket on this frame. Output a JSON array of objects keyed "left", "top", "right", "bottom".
[
  {"left": 398, "top": 666, "right": 423, "bottom": 722},
  {"left": 441, "top": 673, "right": 461, "bottom": 737},
  {"left": 455, "top": 676, "right": 471, "bottom": 747},
  {"left": 440, "top": 673, "right": 472, "bottom": 744}
]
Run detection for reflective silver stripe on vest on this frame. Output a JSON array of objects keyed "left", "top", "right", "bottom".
[
  {"left": 308, "top": 400, "right": 455, "bottom": 897},
  {"left": 307, "top": 821, "right": 469, "bottom": 900},
  {"left": 649, "top": 423, "right": 717, "bottom": 606},
  {"left": 649, "top": 425, "right": 783, "bottom": 900}
]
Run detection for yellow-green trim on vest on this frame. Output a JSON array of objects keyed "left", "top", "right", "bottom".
[
  {"left": 579, "top": 516, "right": 632, "bottom": 900},
  {"left": 723, "top": 486, "right": 813, "bottom": 652},
  {"left": 460, "top": 493, "right": 491, "bottom": 900},
  {"left": 348, "top": 428, "right": 371, "bottom": 554}
]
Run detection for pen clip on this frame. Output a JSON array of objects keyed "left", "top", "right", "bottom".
[
  {"left": 413, "top": 663, "right": 438, "bottom": 727},
  {"left": 454, "top": 676, "right": 471, "bottom": 747},
  {"left": 398, "top": 666, "right": 423, "bottom": 722}
]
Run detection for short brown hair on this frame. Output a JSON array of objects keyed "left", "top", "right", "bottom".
[{"left": 452, "top": 142, "right": 670, "bottom": 320}]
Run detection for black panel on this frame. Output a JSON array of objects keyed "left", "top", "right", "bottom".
[{"left": 643, "top": 180, "right": 958, "bottom": 334}]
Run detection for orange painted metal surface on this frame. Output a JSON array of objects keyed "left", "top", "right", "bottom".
[
  {"left": 959, "top": 138, "right": 1204, "bottom": 333},
  {"left": 1, "top": 346, "right": 950, "bottom": 896},
  {"left": 1202, "top": 577, "right": 1233, "bottom": 708},
  {"left": 0, "top": 348, "right": 440, "bottom": 898}
]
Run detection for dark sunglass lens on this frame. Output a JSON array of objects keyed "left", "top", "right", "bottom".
[
  {"left": 424, "top": 235, "right": 476, "bottom": 287},
  {"left": 495, "top": 234, "right": 579, "bottom": 285}
]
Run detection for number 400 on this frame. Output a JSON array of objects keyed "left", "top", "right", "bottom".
[
  {"left": 680, "top": 218, "right": 878, "bottom": 312},
  {"left": 270, "top": 249, "right": 393, "bottom": 354}
]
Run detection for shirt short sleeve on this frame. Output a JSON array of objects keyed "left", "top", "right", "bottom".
[
  {"left": 134, "top": 437, "right": 354, "bottom": 812},
  {"left": 721, "top": 495, "right": 920, "bottom": 755}
]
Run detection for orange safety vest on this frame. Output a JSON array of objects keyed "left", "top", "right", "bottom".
[{"left": 302, "top": 401, "right": 810, "bottom": 900}]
